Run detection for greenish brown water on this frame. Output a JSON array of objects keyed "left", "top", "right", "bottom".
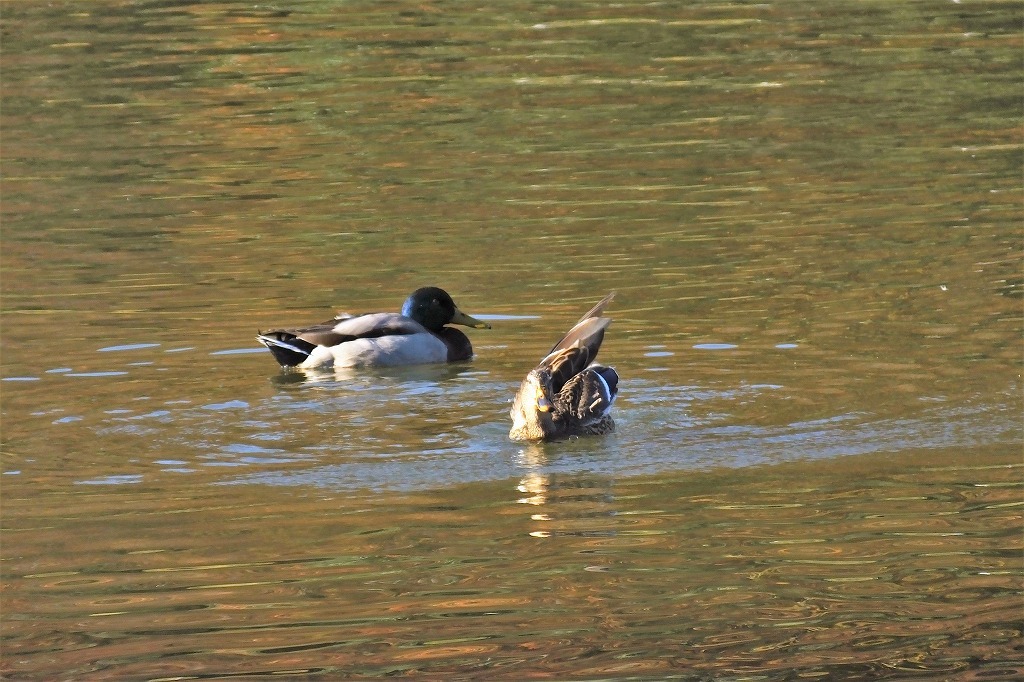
[{"left": 2, "top": 1, "right": 1021, "bottom": 679}]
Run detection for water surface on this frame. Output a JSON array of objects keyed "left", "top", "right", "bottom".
[{"left": 2, "top": 1, "right": 1020, "bottom": 679}]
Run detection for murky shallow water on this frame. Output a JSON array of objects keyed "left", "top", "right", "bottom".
[{"left": 2, "top": 1, "right": 1021, "bottom": 679}]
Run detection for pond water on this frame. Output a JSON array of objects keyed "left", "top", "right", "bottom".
[{"left": 2, "top": 1, "right": 1021, "bottom": 679}]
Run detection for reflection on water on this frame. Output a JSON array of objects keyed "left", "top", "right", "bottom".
[
  {"left": 3, "top": 447, "right": 1020, "bottom": 680},
  {"left": 2, "top": 0, "right": 1021, "bottom": 679}
]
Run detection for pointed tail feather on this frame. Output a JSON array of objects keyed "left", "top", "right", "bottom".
[{"left": 256, "top": 333, "right": 315, "bottom": 367}]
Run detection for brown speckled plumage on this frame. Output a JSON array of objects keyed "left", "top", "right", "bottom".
[{"left": 509, "top": 293, "right": 619, "bottom": 442}]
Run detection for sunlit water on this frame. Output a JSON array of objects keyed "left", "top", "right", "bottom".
[{"left": 2, "top": 1, "right": 1021, "bottom": 680}]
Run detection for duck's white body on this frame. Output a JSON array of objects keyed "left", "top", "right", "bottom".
[{"left": 304, "top": 333, "right": 449, "bottom": 369}]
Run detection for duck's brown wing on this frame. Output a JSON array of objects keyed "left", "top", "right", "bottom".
[
  {"left": 546, "top": 292, "right": 615, "bottom": 355},
  {"left": 537, "top": 316, "right": 611, "bottom": 394},
  {"left": 533, "top": 292, "right": 614, "bottom": 389}
]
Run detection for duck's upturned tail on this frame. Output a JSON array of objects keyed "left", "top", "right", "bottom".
[{"left": 256, "top": 332, "right": 317, "bottom": 367}]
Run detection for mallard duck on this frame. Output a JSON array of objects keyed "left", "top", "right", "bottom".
[
  {"left": 257, "top": 286, "right": 490, "bottom": 369},
  {"left": 509, "top": 293, "right": 619, "bottom": 441}
]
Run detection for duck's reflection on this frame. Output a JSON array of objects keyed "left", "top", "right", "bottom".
[
  {"left": 513, "top": 445, "right": 617, "bottom": 539},
  {"left": 515, "top": 444, "right": 550, "bottom": 506},
  {"left": 270, "top": 362, "right": 479, "bottom": 388},
  {"left": 515, "top": 446, "right": 553, "bottom": 536}
]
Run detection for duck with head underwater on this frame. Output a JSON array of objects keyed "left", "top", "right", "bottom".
[
  {"left": 257, "top": 287, "right": 490, "bottom": 369},
  {"left": 509, "top": 292, "right": 619, "bottom": 441}
]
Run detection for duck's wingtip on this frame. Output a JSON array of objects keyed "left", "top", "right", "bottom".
[{"left": 574, "top": 292, "right": 616, "bottom": 325}]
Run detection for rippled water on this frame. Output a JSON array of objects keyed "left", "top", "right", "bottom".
[{"left": 2, "top": 1, "right": 1021, "bottom": 679}]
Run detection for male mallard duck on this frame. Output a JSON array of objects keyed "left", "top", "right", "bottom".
[
  {"left": 509, "top": 293, "right": 619, "bottom": 441},
  {"left": 257, "top": 286, "right": 490, "bottom": 369}
]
